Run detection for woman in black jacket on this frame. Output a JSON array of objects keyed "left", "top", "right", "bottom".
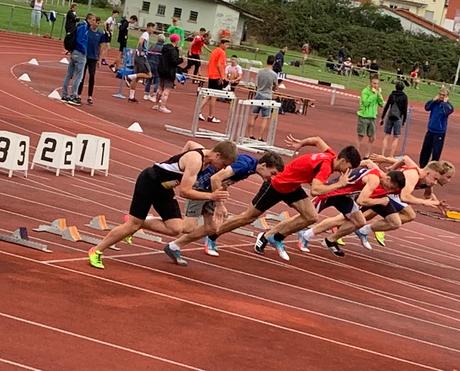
[
  {"left": 64, "top": 3, "right": 79, "bottom": 33},
  {"left": 380, "top": 81, "right": 408, "bottom": 157},
  {"left": 156, "top": 34, "right": 183, "bottom": 113}
]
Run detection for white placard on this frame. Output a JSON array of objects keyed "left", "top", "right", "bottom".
[
  {"left": 31, "top": 132, "right": 76, "bottom": 176},
  {"left": 75, "top": 134, "right": 110, "bottom": 176},
  {"left": 0, "top": 131, "right": 30, "bottom": 178}
]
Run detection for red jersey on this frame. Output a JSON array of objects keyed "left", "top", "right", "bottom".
[
  {"left": 315, "top": 167, "right": 387, "bottom": 202},
  {"left": 190, "top": 35, "right": 205, "bottom": 55},
  {"left": 271, "top": 149, "right": 336, "bottom": 194}
]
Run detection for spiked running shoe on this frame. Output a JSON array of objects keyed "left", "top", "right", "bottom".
[
  {"left": 336, "top": 238, "right": 345, "bottom": 246},
  {"left": 254, "top": 232, "right": 268, "bottom": 255},
  {"left": 163, "top": 244, "right": 188, "bottom": 266},
  {"left": 374, "top": 231, "right": 386, "bottom": 247},
  {"left": 355, "top": 230, "right": 372, "bottom": 250},
  {"left": 204, "top": 237, "right": 219, "bottom": 257},
  {"left": 266, "top": 235, "right": 290, "bottom": 261},
  {"left": 297, "top": 230, "right": 311, "bottom": 252},
  {"left": 88, "top": 247, "right": 104, "bottom": 269},
  {"left": 321, "top": 238, "right": 345, "bottom": 257}
]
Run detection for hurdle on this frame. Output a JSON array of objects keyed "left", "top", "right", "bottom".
[
  {"left": 233, "top": 99, "right": 295, "bottom": 157},
  {"left": 0, "top": 227, "right": 51, "bottom": 253},
  {"left": 165, "top": 88, "right": 239, "bottom": 141}
]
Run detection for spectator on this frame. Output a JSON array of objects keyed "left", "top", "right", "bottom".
[
  {"left": 410, "top": 67, "right": 420, "bottom": 89},
  {"left": 224, "top": 55, "right": 243, "bottom": 91},
  {"left": 100, "top": 9, "right": 119, "bottom": 66},
  {"left": 338, "top": 45, "right": 346, "bottom": 64},
  {"left": 356, "top": 74, "right": 385, "bottom": 158},
  {"left": 422, "top": 60, "right": 430, "bottom": 79},
  {"left": 65, "top": 3, "right": 79, "bottom": 33},
  {"left": 77, "top": 16, "right": 106, "bottom": 105},
  {"left": 109, "top": 15, "right": 138, "bottom": 73},
  {"left": 301, "top": 42, "right": 310, "bottom": 63},
  {"left": 61, "top": 13, "right": 96, "bottom": 106},
  {"left": 166, "top": 17, "right": 185, "bottom": 49},
  {"left": 199, "top": 38, "right": 230, "bottom": 123},
  {"left": 184, "top": 28, "right": 210, "bottom": 76},
  {"left": 419, "top": 87, "right": 454, "bottom": 167},
  {"left": 326, "top": 55, "right": 336, "bottom": 72},
  {"left": 30, "top": 0, "right": 45, "bottom": 35},
  {"left": 369, "top": 59, "right": 379, "bottom": 74},
  {"left": 342, "top": 57, "right": 353, "bottom": 76},
  {"left": 156, "top": 34, "right": 184, "bottom": 113},
  {"left": 273, "top": 46, "right": 287, "bottom": 75},
  {"left": 380, "top": 81, "right": 408, "bottom": 157},
  {"left": 246, "top": 55, "right": 278, "bottom": 141},
  {"left": 144, "top": 34, "right": 165, "bottom": 102}
]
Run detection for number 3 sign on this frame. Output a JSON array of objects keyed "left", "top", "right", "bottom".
[{"left": 0, "top": 131, "right": 29, "bottom": 177}]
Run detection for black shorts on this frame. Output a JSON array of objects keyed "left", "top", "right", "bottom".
[
  {"left": 129, "top": 168, "right": 182, "bottom": 221},
  {"left": 316, "top": 195, "right": 359, "bottom": 217},
  {"left": 252, "top": 181, "right": 307, "bottom": 213},
  {"left": 208, "top": 78, "right": 223, "bottom": 90},
  {"left": 362, "top": 199, "right": 398, "bottom": 218},
  {"left": 134, "top": 55, "right": 151, "bottom": 74},
  {"left": 104, "top": 31, "right": 112, "bottom": 43}
]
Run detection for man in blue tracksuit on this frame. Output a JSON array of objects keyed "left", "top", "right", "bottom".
[
  {"left": 419, "top": 87, "right": 454, "bottom": 167},
  {"left": 62, "top": 13, "right": 96, "bottom": 106}
]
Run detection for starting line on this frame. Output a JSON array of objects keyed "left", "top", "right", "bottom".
[{"left": 0, "top": 227, "right": 51, "bottom": 253}]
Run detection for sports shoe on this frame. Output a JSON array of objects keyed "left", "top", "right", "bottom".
[
  {"left": 124, "top": 235, "right": 133, "bottom": 245},
  {"left": 158, "top": 106, "right": 172, "bottom": 113},
  {"left": 198, "top": 113, "right": 206, "bottom": 121},
  {"left": 61, "top": 95, "right": 70, "bottom": 102},
  {"left": 321, "top": 238, "right": 345, "bottom": 257},
  {"left": 88, "top": 247, "right": 104, "bottom": 269},
  {"left": 207, "top": 116, "right": 221, "bottom": 123},
  {"left": 204, "top": 237, "right": 219, "bottom": 257},
  {"left": 109, "top": 64, "right": 117, "bottom": 73},
  {"left": 266, "top": 235, "right": 290, "bottom": 261},
  {"left": 87, "top": 97, "right": 93, "bottom": 105},
  {"left": 336, "top": 238, "right": 345, "bottom": 246},
  {"left": 148, "top": 95, "right": 157, "bottom": 103},
  {"left": 124, "top": 76, "right": 131, "bottom": 88},
  {"left": 355, "top": 230, "right": 372, "bottom": 250},
  {"left": 101, "top": 59, "right": 108, "bottom": 66},
  {"left": 163, "top": 245, "right": 188, "bottom": 266},
  {"left": 374, "top": 231, "right": 386, "bottom": 247},
  {"left": 143, "top": 94, "right": 150, "bottom": 100},
  {"left": 67, "top": 96, "right": 81, "bottom": 106},
  {"left": 254, "top": 232, "right": 267, "bottom": 255},
  {"left": 128, "top": 97, "right": 138, "bottom": 103},
  {"left": 297, "top": 230, "right": 311, "bottom": 252}
]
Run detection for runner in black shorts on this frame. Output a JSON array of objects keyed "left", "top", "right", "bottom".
[{"left": 88, "top": 141, "right": 237, "bottom": 270}]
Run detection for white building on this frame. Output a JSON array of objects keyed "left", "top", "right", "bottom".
[{"left": 123, "top": 0, "right": 262, "bottom": 44}]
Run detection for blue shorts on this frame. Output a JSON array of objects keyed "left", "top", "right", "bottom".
[
  {"left": 252, "top": 92, "right": 272, "bottom": 118},
  {"left": 384, "top": 118, "right": 402, "bottom": 136}
]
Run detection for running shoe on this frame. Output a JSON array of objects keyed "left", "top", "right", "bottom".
[
  {"left": 198, "top": 113, "right": 206, "bottom": 121},
  {"left": 87, "top": 97, "right": 93, "bottom": 105},
  {"left": 61, "top": 95, "right": 70, "bottom": 102},
  {"left": 109, "top": 64, "right": 117, "bottom": 73},
  {"left": 67, "top": 96, "right": 81, "bottom": 106},
  {"left": 204, "top": 237, "right": 219, "bottom": 257},
  {"left": 207, "top": 116, "right": 221, "bottom": 123},
  {"left": 355, "top": 230, "right": 372, "bottom": 250},
  {"left": 124, "top": 235, "right": 133, "bottom": 245},
  {"left": 143, "top": 94, "right": 150, "bottom": 100},
  {"left": 128, "top": 98, "right": 139, "bottom": 103},
  {"left": 158, "top": 106, "right": 172, "bottom": 113},
  {"left": 266, "top": 235, "right": 290, "bottom": 261},
  {"left": 254, "top": 232, "right": 268, "bottom": 254},
  {"left": 321, "top": 238, "right": 345, "bottom": 257},
  {"left": 336, "top": 238, "right": 345, "bottom": 246},
  {"left": 297, "top": 230, "right": 311, "bottom": 252},
  {"left": 163, "top": 244, "right": 188, "bottom": 266},
  {"left": 374, "top": 231, "right": 386, "bottom": 247},
  {"left": 101, "top": 59, "right": 108, "bottom": 65},
  {"left": 88, "top": 247, "right": 104, "bottom": 269}
]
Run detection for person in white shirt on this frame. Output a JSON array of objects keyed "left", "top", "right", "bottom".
[
  {"left": 224, "top": 55, "right": 243, "bottom": 91},
  {"left": 100, "top": 9, "right": 119, "bottom": 65},
  {"left": 30, "top": 0, "right": 45, "bottom": 35}
]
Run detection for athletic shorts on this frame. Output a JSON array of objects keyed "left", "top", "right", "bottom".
[
  {"left": 316, "top": 195, "right": 359, "bottom": 217},
  {"left": 252, "top": 181, "right": 307, "bottom": 213},
  {"left": 104, "top": 31, "right": 112, "bottom": 43},
  {"left": 384, "top": 118, "right": 402, "bottom": 136},
  {"left": 134, "top": 55, "right": 151, "bottom": 74},
  {"left": 357, "top": 116, "right": 376, "bottom": 138},
  {"left": 184, "top": 199, "right": 216, "bottom": 217},
  {"left": 159, "top": 77, "right": 174, "bottom": 89},
  {"left": 252, "top": 92, "right": 271, "bottom": 118},
  {"left": 129, "top": 168, "right": 182, "bottom": 221},
  {"left": 388, "top": 194, "right": 407, "bottom": 212},
  {"left": 208, "top": 78, "right": 223, "bottom": 90},
  {"left": 362, "top": 199, "right": 399, "bottom": 218}
]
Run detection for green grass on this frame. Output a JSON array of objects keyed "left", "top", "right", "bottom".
[{"left": 1, "top": 0, "right": 457, "bottom": 106}]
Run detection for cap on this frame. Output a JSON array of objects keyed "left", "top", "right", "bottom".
[{"left": 170, "top": 34, "right": 180, "bottom": 43}]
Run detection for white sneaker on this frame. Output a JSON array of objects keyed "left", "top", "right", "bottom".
[
  {"left": 198, "top": 113, "right": 206, "bottom": 121},
  {"left": 207, "top": 116, "right": 221, "bottom": 123},
  {"left": 152, "top": 104, "right": 159, "bottom": 110},
  {"left": 149, "top": 95, "right": 157, "bottom": 103},
  {"left": 158, "top": 106, "right": 172, "bottom": 113},
  {"left": 355, "top": 230, "right": 372, "bottom": 250},
  {"left": 143, "top": 94, "right": 150, "bottom": 100}
]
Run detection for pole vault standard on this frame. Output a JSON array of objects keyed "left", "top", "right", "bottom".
[{"left": 164, "top": 88, "right": 239, "bottom": 140}]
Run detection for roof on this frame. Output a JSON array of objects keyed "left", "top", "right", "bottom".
[{"left": 213, "top": 0, "right": 263, "bottom": 22}]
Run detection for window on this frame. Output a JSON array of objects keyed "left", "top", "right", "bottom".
[
  {"left": 425, "top": 10, "right": 434, "bottom": 21},
  {"left": 173, "top": 7, "right": 182, "bottom": 19},
  {"left": 189, "top": 10, "right": 198, "bottom": 22},
  {"left": 141, "top": 1, "right": 150, "bottom": 12},
  {"left": 157, "top": 4, "right": 166, "bottom": 16}
]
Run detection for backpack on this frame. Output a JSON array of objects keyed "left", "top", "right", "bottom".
[
  {"left": 63, "top": 29, "right": 77, "bottom": 52},
  {"left": 388, "top": 102, "right": 401, "bottom": 121}
]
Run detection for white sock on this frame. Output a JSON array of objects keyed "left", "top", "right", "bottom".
[
  {"left": 129, "top": 89, "right": 135, "bottom": 99},
  {"left": 168, "top": 242, "right": 180, "bottom": 251},
  {"left": 359, "top": 224, "right": 372, "bottom": 235},
  {"left": 127, "top": 73, "right": 137, "bottom": 80},
  {"left": 302, "top": 228, "right": 315, "bottom": 240}
]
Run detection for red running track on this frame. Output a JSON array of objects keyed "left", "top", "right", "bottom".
[{"left": 0, "top": 32, "right": 459, "bottom": 370}]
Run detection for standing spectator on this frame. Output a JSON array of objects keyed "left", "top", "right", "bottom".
[
  {"left": 109, "top": 15, "right": 138, "bottom": 73},
  {"left": 356, "top": 74, "right": 384, "bottom": 158},
  {"left": 338, "top": 45, "right": 346, "bottom": 64},
  {"left": 369, "top": 59, "right": 379, "bottom": 74},
  {"left": 156, "top": 34, "right": 183, "bottom": 113},
  {"left": 166, "top": 17, "right": 185, "bottom": 49},
  {"left": 422, "top": 60, "right": 430, "bottom": 79},
  {"left": 124, "top": 22, "right": 155, "bottom": 102},
  {"left": 199, "top": 38, "right": 230, "bottom": 123},
  {"left": 380, "top": 81, "right": 408, "bottom": 157},
  {"left": 144, "top": 34, "right": 165, "bottom": 102},
  {"left": 419, "top": 87, "right": 454, "bottom": 167},
  {"left": 273, "top": 46, "right": 287, "bottom": 75},
  {"left": 61, "top": 13, "right": 95, "bottom": 106},
  {"left": 30, "top": 0, "right": 45, "bottom": 35},
  {"left": 184, "top": 28, "right": 210, "bottom": 77},
  {"left": 77, "top": 16, "right": 106, "bottom": 105},
  {"left": 410, "top": 67, "right": 420, "bottom": 89},
  {"left": 224, "top": 55, "right": 243, "bottom": 91},
  {"left": 64, "top": 3, "right": 79, "bottom": 33},
  {"left": 301, "top": 42, "right": 309, "bottom": 64},
  {"left": 342, "top": 57, "right": 353, "bottom": 76},
  {"left": 246, "top": 55, "right": 278, "bottom": 141},
  {"left": 100, "top": 9, "right": 119, "bottom": 66}
]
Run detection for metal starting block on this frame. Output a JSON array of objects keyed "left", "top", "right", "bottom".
[
  {"left": 0, "top": 227, "right": 51, "bottom": 253},
  {"left": 265, "top": 211, "right": 290, "bottom": 222}
]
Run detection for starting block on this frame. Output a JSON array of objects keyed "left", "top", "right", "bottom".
[
  {"left": 34, "top": 218, "right": 119, "bottom": 250},
  {"left": 0, "top": 227, "right": 51, "bottom": 253},
  {"left": 233, "top": 227, "right": 255, "bottom": 237},
  {"left": 265, "top": 211, "right": 290, "bottom": 222},
  {"left": 251, "top": 217, "right": 270, "bottom": 230}
]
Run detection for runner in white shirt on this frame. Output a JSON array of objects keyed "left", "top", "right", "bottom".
[{"left": 100, "top": 9, "right": 119, "bottom": 65}]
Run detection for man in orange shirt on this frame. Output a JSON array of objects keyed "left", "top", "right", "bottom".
[{"left": 199, "top": 38, "right": 229, "bottom": 123}]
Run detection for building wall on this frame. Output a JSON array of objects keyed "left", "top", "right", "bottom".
[
  {"left": 212, "top": 4, "right": 241, "bottom": 43},
  {"left": 444, "top": 0, "right": 460, "bottom": 33},
  {"left": 369, "top": 0, "right": 447, "bottom": 25},
  {"left": 380, "top": 7, "right": 440, "bottom": 36}
]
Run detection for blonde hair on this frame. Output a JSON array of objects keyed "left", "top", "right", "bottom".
[
  {"left": 425, "top": 161, "right": 444, "bottom": 174},
  {"left": 212, "top": 141, "right": 237, "bottom": 162},
  {"left": 439, "top": 160, "right": 455, "bottom": 175}
]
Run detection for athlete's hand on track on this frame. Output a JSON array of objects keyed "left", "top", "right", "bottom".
[
  {"left": 424, "top": 199, "right": 440, "bottom": 208},
  {"left": 338, "top": 169, "right": 352, "bottom": 187},
  {"left": 211, "top": 190, "right": 229, "bottom": 201},
  {"left": 438, "top": 200, "right": 449, "bottom": 214},
  {"left": 284, "top": 134, "right": 302, "bottom": 151}
]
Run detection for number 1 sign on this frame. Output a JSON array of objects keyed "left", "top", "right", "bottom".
[
  {"left": 75, "top": 134, "right": 110, "bottom": 176},
  {"left": 0, "top": 131, "right": 30, "bottom": 177}
]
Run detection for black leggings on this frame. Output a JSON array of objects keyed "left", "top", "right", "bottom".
[
  {"left": 78, "top": 58, "right": 97, "bottom": 97},
  {"left": 184, "top": 53, "right": 201, "bottom": 76}
]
